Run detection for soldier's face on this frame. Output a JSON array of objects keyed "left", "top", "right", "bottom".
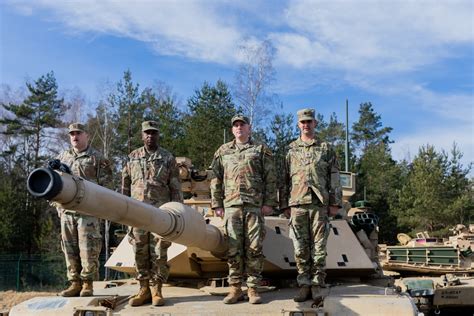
[
  {"left": 142, "top": 130, "right": 159, "bottom": 149},
  {"left": 298, "top": 119, "right": 317, "bottom": 136},
  {"left": 232, "top": 121, "right": 251, "bottom": 141},
  {"left": 69, "top": 131, "right": 89, "bottom": 152}
]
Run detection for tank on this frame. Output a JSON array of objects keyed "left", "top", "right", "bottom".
[
  {"left": 381, "top": 225, "right": 474, "bottom": 275},
  {"left": 8, "top": 164, "right": 421, "bottom": 316},
  {"left": 379, "top": 225, "right": 474, "bottom": 314}
]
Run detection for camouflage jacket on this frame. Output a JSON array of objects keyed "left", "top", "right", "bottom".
[
  {"left": 210, "top": 139, "right": 277, "bottom": 209},
  {"left": 57, "top": 146, "right": 114, "bottom": 212},
  {"left": 280, "top": 138, "right": 342, "bottom": 209},
  {"left": 121, "top": 146, "right": 183, "bottom": 207}
]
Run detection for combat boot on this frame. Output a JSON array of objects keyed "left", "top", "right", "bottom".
[
  {"left": 80, "top": 280, "right": 94, "bottom": 297},
  {"left": 150, "top": 281, "right": 165, "bottom": 306},
  {"left": 311, "top": 285, "right": 324, "bottom": 304},
  {"left": 223, "top": 283, "right": 244, "bottom": 304},
  {"left": 247, "top": 287, "right": 262, "bottom": 304},
  {"left": 293, "top": 285, "right": 311, "bottom": 302},
  {"left": 129, "top": 280, "right": 152, "bottom": 306},
  {"left": 60, "top": 280, "right": 82, "bottom": 297}
]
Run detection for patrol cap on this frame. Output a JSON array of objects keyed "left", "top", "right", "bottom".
[
  {"left": 297, "top": 108, "right": 315, "bottom": 122},
  {"left": 142, "top": 120, "right": 159, "bottom": 132},
  {"left": 231, "top": 115, "right": 250, "bottom": 125},
  {"left": 68, "top": 123, "right": 87, "bottom": 134}
]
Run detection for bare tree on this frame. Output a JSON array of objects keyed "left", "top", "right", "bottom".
[
  {"left": 63, "top": 87, "right": 88, "bottom": 123},
  {"left": 233, "top": 40, "right": 276, "bottom": 127},
  {"left": 152, "top": 80, "right": 180, "bottom": 104}
]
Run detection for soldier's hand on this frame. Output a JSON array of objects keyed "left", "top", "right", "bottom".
[
  {"left": 261, "top": 205, "right": 274, "bottom": 216},
  {"left": 214, "top": 208, "right": 224, "bottom": 218}
]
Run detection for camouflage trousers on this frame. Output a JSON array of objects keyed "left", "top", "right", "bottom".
[
  {"left": 128, "top": 227, "right": 171, "bottom": 283},
  {"left": 289, "top": 202, "right": 329, "bottom": 287},
  {"left": 60, "top": 211, "right": 102, "bottom": 282},
  {"left": 224, "top": 205, "right": 266, "bottom": 288}
]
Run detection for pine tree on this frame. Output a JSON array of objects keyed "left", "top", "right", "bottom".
[
  {"left": 109, "top": 70, "right": 145, "bottom": 160},
  {"left": 355, "top": 143, "right": 403, "bottom": 243},
  {"left": 316, "top": 112, "right": 350, "bottom": 169},
  {"left": 0, "top": 72, "right": 66, "bottom": 253},
  {"left": 1, "top": 71, "right": 65, "bottom": 168},
  {"left": 268, "top": 109, "right": 298, "bottom": 173},
  {"left": 442, "top": 143, "right": 472, "bottom": 227},
  {"left": 352, "top": 102, "right": 392, "bottom": 152},
  {"left": 394, "top": 145, "right": 451, "bottom": 234},
  {"left": 350, "top": 103, "right": 399, "bottom": 242},
  {"left": 184, "top": 80, "right": 238, "bottom": 169},
  {"left": 141, "top": 87, "right": 186, "bottom": 156}
]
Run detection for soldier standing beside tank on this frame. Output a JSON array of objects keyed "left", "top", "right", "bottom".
[
  {"left": 210, "top": 115, "right": 277, "bottom": 304},
  {"left": 57, "top": 123, "right": 113, "bottom": 297},
  {"left": 281, "top": 109, "right": 342, "bottom": 303},
  {"left": 122, "top": 121, "right": 183, "bottom": 307}
]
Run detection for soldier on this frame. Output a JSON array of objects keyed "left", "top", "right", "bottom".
[
  {"left": 281, "top": 108, "right": 342, "bottom": 303},
  {"left": 57, "top": 123, "right": 113, "bottom": 297},
  {"left": 210, "top": 115, "right": 277, "bottom": 304},
  {"left": 122, "top": 120, "right": 183, "bottom": 307}
]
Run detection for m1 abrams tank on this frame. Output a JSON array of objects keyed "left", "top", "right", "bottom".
[
  {"left": 380, "top": 226, "right": 474, "bottom": 315},
  {"left": 9, "top": 162, "right": 420, "bottom": 316},
  {"left": 382, "top": 225, "right": 474, "bottom": 275}
]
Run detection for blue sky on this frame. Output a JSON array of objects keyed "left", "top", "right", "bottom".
[{"left": 1, "top": 0, "right": 473, "bottom": 167}]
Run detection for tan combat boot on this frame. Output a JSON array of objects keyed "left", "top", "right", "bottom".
[
  {"left": 311, "top": 285, "right": 324, "bottom": 302},
  {"left": 60, "top": 280, "right": 82, "bottom": 297},
  {"left": 223, "top": 283, "right": 244, "bottom": 304},
  {"left": 80, "top": 280, "right": 94, "bottom": 297},
  {"left": 150, "top": 281, "right": 165, "bottom": 306},
  {"left": 247, "top": 287, "right": 262, "bottom": 304},
  {"left": 293, "top": 285, "right": 311, "bottom": 302},
  {"left": 129, "top": 280, "right": 152, "bottom": 306}
]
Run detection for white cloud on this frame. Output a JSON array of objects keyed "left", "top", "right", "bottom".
[
  {"left": 6, "top": 0, "right": 473, "bottom": 136},
  {"left": 411, "top": 87, "right": 474, "bottom": 123},
  {"left": 341, "top": 74, "right": 474, "bottom": 123},
  {"left": 392, "top": 123, "right": 474, "bottom": 170},
  {"left": 8, "top": 0, "right": 473, "bottom": 72},
  {"left": 9, "top": 2, "right": 33, "bottom": 16},
  {"left": 9, "top": 0, "right": 249, "bottom": 64},
  {"left": 272, "top": 0, "right": 473, "bottom": 74}
]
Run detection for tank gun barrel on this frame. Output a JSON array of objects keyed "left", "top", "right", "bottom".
[{"left": 27, "top": 167, "right": 227, "bottom": 254}]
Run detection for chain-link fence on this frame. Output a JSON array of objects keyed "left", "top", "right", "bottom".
[{"left": 0, "top": 254, "right": 111, "bottom": 291}]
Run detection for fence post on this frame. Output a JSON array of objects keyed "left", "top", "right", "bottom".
[{"left": 16, "top": 254, "right": 22, "bottom": 291}]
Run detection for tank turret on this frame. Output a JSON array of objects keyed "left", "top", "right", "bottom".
[
  {"left": 13, "top": 165, "right": 428, "bottom": 316},
  {"left": 27, "top": 167, "right": 227, "bottom": 254},
  {"left": 27, "top": 165, "right": 379, "bottom": 278}
]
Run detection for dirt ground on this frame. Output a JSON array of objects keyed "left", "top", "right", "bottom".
[{"left": 0, "top": 290, "right": 57, "bottom": 311}]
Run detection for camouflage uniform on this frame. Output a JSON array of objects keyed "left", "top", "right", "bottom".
[
  {"left": 281, "top": 137, "right": 342, "bottom": 287},
  {"left": 210, "top": 139, "right": 277, "bottom": 288},
  {"left": 57, "top": 146, "right": 113, "bottom": 282},
  {"left": 122, "top": 146, "right": 182, "bottom": 283}
]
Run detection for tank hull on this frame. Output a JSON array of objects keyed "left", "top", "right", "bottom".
[{"left": 9, "top": 281, "right": 419, "bottom": 316}]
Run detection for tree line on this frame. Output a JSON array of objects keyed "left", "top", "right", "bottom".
[{"left": 0, "top": 69, "right": 472, "bottom": 257}]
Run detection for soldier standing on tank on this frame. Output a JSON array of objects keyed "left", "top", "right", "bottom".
[
  {"left": 122, "top": 120, "right": 183, "bottom": 307},
  {"left": 281, "top": 108, "right": 342, "bottom": 303},
  {"left": 57, "top": 123, "right": 114, "bottom": 297},
  {"left": 210, "top": 115, "right": 277, "bottom": 304}
]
